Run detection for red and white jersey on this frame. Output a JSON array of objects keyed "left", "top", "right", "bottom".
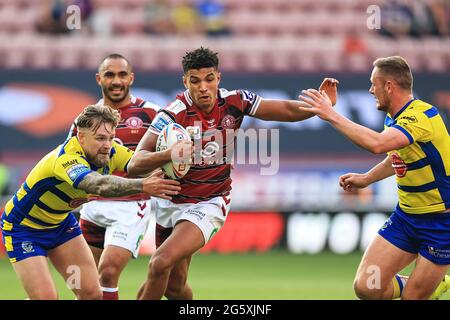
[
  {"left": 68, "top": 95, "right": 160, "bottom": 201},
  {"left": 149, "top": 88, "right": 262, "bottom": 204}
]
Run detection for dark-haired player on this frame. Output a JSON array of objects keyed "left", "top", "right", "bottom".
[{"left": 128, "top": 47, "right": 338, "bottom": 300}]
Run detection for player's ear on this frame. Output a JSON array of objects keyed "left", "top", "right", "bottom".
[
  {"left": 217, "top": 71, "right": 221, "bottom": 85},
  {"left": 385, "top": 80, "right": 393, "bottom": 93},
  {"left": 95, "top": 73, "right": 101, "bottom": 86},
  {"left": 129, "top": 72, "right": 135, "bottom": 85},
  {"left": 77, "top": 131, "right": 83, "bottom": 144},
  {"left": 183, "top": 75, "right": 188, "bottom": 89}
]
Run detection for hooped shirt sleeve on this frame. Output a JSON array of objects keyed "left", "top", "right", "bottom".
[
  {"left": 393, "top": 109, "right": 434, "bottom": 144},
  {"left": 237, "top": 89, "right": 262, "bottom": 117},
  {"left": 54, "top": 154, "right": 93, "bottom": 188},
  {"left": 148, "top": 108, "right": 177, "bottom": 135}
]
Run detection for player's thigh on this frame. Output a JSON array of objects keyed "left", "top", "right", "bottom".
[
  {"left": 89, "top": 245, "right": 103, "bottom": 266},
  {"left": 12, "top": 256, "right": 58, "bottom": 300},
  {"left": 403, "top": 255, "right": 449, "bottom": 299},
  {"left": 48, "top": 234, "right": 100, "bottom": 296},
  {"left": 155, "top": 220, "right": 204, "bottom": 265},
  {"left": 356, "top": 235, "right": 416, "bottom": 286},
  {"left": 103, "top": 201, "right": 152, "bottom": 259},
  {"left": 162, "top": 220, "right": 205, "bottom": 263}
]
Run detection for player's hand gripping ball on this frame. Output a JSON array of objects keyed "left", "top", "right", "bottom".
[{"left": 156, "top": 123, "right": 191, "bottom": 179}]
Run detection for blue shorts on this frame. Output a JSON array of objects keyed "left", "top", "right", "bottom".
[
  {"left": 0, "top": 213, "right": 82, "bottom": 263},
  {"left": 378, "top": 206, "right": 450, "bottom": 265}
]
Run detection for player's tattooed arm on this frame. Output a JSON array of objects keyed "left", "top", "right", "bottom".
[
  {"left": 77, "top": 170, "right": 181, "bottom": 199},
  {"left": 78, "top": 172, "right": 144, "bottom": 197}
]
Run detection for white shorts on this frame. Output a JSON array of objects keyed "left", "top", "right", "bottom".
[
  {"left": 80, "top": 199, "right": 154, "bottom": 258},
  {"left": 155, "top": 195, "right": 231, "bottom": 245}
]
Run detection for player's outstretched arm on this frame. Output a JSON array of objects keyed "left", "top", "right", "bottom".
[
  {"left": 299, "top": 89, "right": 410, "bottom": 154},
  {"left": 254, "top": 78, "right": 338, "bottom": 122},
  {"left": 77, "top": 170, "right": 180, "bottom": 200},
  {"left": 339, "top": 156, "right": 394, "bottom": 192}
]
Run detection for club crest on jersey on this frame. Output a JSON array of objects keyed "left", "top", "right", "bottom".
[
  {"left": 125, "top": 117, "right": 143, "bottom": 129},
  {"left": 390, "top": 152, "right": 407, "bottom": 177},
  {"left": 221, "top": 114, "right": 236, "bottom": 129}
]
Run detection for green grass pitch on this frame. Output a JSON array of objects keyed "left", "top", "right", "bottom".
[{"left": 0, "top": 251, "right": 439, "bottom": 300}]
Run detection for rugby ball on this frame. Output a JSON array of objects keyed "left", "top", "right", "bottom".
[{"left": 156, "top": 123, "right": 191, "bottom": 179}]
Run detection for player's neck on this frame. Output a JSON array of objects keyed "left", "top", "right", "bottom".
[
  {"left": 389, "top": 94, "right": 414, "bottom": 117},
  {"left": 103, "top": 96, "right": 131, "bottom": 110},
  {"left": 197, "top": 103, "right": 215, "bottom": 115}
]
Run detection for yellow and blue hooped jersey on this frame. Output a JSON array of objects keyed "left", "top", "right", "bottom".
[
  {"left": 385, "top": 99, "right": 450, "bottom": 214},
  {"left": 2, "top": 136, "right": 133, "bottom": 230}
]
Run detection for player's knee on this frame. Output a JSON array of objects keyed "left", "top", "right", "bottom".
[
  {"left": 30, "top": 288, "right": 58, "bottom": 300},
  {"left": 149, "top": 254, "right": 173, "bottom": 276},
  {"left": 76, "top": 286, "right": 103, "bottom": 300},
  {"left": 99, "top": 264, "right": 121, "bottom": 285},
  {"left": 353, "top": 277, "right": 384, "bottom": 300}
]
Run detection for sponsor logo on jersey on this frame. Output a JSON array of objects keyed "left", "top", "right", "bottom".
[
  {"left": 399, "top": 115, "right": 418, "bottom": 123},
  {"left": 379, "top": 217, "right": 392, "bottom": 231},
  {"left": 186, "top": 208, "right": 206, "bottom": 220},
  {"left": 66, "top": 164, "right": 90, "bottom": 182},
  {"left": 241, "top": 90, "right": 256, "bottom": 103},
  {"left": 151, "top": 113, "right": 174, "bottom": 132},
  {"left": 428, "top": 247, "right": 450, "bottom": 259},
  {"left": 167, "top": 100, "right": 186, "bottom": 114},
  {"left": 186, "top": 126, "right": 201, "bottom": 139},
  {"left": 62, "top": 159, "right": 79, "bottom": 169},
  {"left": 390, "top": 152, "right": 407, "bottom": 177}
]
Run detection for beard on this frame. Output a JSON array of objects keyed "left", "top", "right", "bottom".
[
  {"left": 103, "top": 84, "right": 130, "bottom": 103},
  {"left": 91, "top": 153, "right": 110, "bottom": 168},
  {"left": 375, "top": 92, "right": 390, "bottom": 112}
]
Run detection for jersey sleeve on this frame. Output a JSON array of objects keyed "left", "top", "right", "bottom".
[
  {"left": 237, "top": 90, "right": 262, "bottom": 117},
  {"left": 66, "top": 116, "right": 78, "bottom": 140},
  {"left": 54, "top": 154, "right": 93, "bottom": 188},
  {"left": 142, "top": 101, "right": 161, "bottom": 121},
  {"left": 109, "top": 142, "right": 134, "bottom": 173},
  {"left": 393, "top": 110, "right": 433, "bottom": 144}
]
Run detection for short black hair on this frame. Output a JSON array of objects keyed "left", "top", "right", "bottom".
[
  {"left": 98, "top": 53, "right": 132, "bottom": 73},
  {"left": 182, "top": 47, "right": 219, "bottom": 73}
]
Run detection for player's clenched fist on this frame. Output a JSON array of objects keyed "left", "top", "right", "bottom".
[{"left": 339, "top": 173, "right": 369, "bottom": 192}]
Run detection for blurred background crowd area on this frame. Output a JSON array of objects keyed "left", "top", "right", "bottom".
[{"left": 0, "top": 0, "right": 450, "bottom": 72}]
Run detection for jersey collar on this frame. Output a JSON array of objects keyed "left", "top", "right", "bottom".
[{"left": 391, "top": 98, "right": 416, "bottom": 120}]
